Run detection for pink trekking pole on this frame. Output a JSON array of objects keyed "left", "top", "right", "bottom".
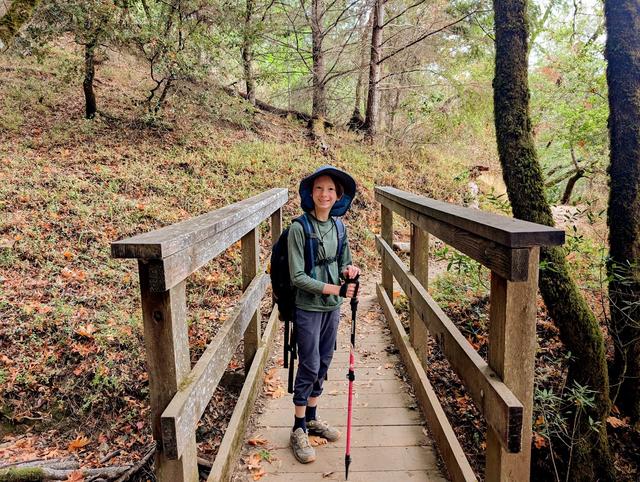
[{"left": 344, "top": 275, "right": 359, "bottom": 480}]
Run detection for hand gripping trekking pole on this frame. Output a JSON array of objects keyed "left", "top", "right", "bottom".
[{"left": 344, "top": 274, "right": 359, "bottom": 480}]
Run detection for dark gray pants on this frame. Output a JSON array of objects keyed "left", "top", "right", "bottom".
[{"left": 293, "top": 307, "right": 341, "bottom": 406}]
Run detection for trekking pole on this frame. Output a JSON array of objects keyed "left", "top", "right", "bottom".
[{"left": 344, "top": 274, "right": 359, "bottom": 480}]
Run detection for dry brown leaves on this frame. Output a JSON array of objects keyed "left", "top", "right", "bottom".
[
  {"left": 607, "top": 416, "right": 629, "bottom": 428},
  {"left": 244, "top": 451, "right": 273, "bottom": 480},
  {"left": 263, "top": 368, "right": 285, "bottom": 399},
  {"left": 68, "top": 436, "right": 91, "bottom": 452},
  {"left": 308, "top": 435, "right": 328, "bottom": 447}
]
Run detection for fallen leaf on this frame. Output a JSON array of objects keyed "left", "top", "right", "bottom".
[
  {"left": 68, "top": 436, "right": 90, "bottom": 452},
  {"left": 245, "top": 452, "right": 262, "bottom": 470},
  {"left": 75, "top": 324, "right": 96, "bottom": 339},
  {"left": 533, "top": 433, "right": 547, "bottom": 449},
  {"left": 606, "top": 416, "right": 627, "bottom": 428},
  {"left": 252, "top": 467, "right": 266, "bottom": 480},
  {"left": 248, "top": 436, "right": 268, "bottom": 446},
  {"left": 308, "top": 435, "right": 328, "bottom": 446},
  {"left": 63, "top": 250, "right": 73, "bottom": 260}
]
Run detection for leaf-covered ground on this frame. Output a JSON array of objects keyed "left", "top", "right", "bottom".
[{"left": 0, "top": 45, "right": 474, "bottom": 478}]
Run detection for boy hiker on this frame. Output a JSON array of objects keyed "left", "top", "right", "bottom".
[{"left": 288, "top": 166, "right": 360, "bottom": 463}]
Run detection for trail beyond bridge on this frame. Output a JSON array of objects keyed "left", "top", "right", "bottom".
[{"left": 111, "top": 186, "right": 564, "bottom": 482}]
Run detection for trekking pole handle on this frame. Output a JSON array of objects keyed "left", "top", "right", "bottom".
[{"left": 341, "top": 274, "right": 359, "bottom": 301}]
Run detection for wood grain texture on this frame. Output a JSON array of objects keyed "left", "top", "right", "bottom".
[
  {"left": 151, "top": 206, "right": 279, "bottom": 291},
  {"left": 377, "top": 193, "right": 531, "bottom": 281},
  {"left": 376, "top": 236, "right": 523, "bottom": 451},
  {"left": 112, "top": 188, "right": 287, "bottom": 259},
  {"left": 160, "top": 274, "right": 269, "bottom": 460},
  {"left": 375, "top": 186, "right": 564, "bottom": 248},
  {"left": 410, "top": 224, "right": 430, "bottom": 366},
  {"left": 206, "top": 307, "right": 279, "bottom": 482},
  {"left": 485, "top": 248, "right": 539, "bottom": 480},
  {"left": 242, "top": 228, "right": 260, "bottom": 369},
  {"left": 138, "top": 263, "right": 198, "bottom": 482},
  {"left": 377, "top": 283, "right": 478, "bottom": 482},
  {"left": 381, "top": 204, "right": 394, "bottom": 297}
]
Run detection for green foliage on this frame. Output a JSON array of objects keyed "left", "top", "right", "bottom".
[
  {"left": 534, "top": 379, "right": 604, "bottom": 481},
  {"left": 530, "top": 2, "right": 608, "bottom": 204}
]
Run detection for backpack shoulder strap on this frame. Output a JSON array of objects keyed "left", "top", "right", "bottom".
[
  {"left": 293, "top": 213, "right": 318, "bottom": 277},
  {"left": 334, "top": 217, "right": 347, "bottom": 262}
]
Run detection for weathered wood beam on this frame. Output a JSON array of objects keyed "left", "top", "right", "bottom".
[
  {"left": 145, "top": 207, "right": 278, "bottom": 292},
  {"left": 376, "top": 187, "right": 564, "bottom": 248},
  {"left": 160, "top": 273, "right": 269, "bottom": 460},
  {"left": 112, "top": 188, "right": 287, "bottom": 259},
  {"left": 486, "top": 248, "right": 539, "bottom": 479},
  {"left": 242, "top": 228, "right": 260, "bottom": 369},
  {"left": 206, "top": 307, "right": 280, "bottom": 482},
  {"left": 377, "top": 192, "right": 531, "bottom": 281},
  {"left": 377, "top": 283, "right": 478, "bottom": 482},
  {"left": 410, "top": 224, "right": 429, "bottom": 366},
  {"left": 376, "top": 236, "right": 524, "bottom": 452},
  {"left": 138, "top": 263, "right": 197, "bottom": 482},
  {"left": 381, "top": 204, "right": 394, "bottom": 298}
]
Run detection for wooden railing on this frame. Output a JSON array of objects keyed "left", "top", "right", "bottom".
[
  {"left": 375, "top": 187, "right": 564, "bottom": 482},
  {"left": 111, "top": 188, "right": 287, "bottom": 482}
]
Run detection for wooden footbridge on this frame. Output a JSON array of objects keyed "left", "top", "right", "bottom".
[{"left": 112, "top": 186, "right": 563, "bottom": 482}]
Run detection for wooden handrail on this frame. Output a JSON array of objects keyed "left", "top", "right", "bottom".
[
  {"left": 376, "top": 187, "right": 563, "bottom": 281},
  {"left": 376, "top": 236, "right": 523, "bottom": 451},
  {"left": 160, "top": 273, "right": 270, "bottom": 460},
  {"left": 111, "top": 189, "right": 287, "bottom": 482},
  {"left": 376, "top": 186, "right": 563, "bottom": 248},
  {"left": 112, "top": 188, "right": 287, "bottom": 259},
  {"left": 376, "top": 187, "right": 564, "bottom": 482}
]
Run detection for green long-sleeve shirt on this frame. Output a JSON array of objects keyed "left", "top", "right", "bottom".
[{"left": 288, "top": 216, "right": 352, "bottom": 312}]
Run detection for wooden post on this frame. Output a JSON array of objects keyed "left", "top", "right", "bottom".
[
  {"left": 410, "top": 224, "right": 429, "bottom": 366},
  {"left": 381, "top": 204, "right": 393, "bottom": 298},
  {"left": 242, "top": 228, "right": 260, "bottom": 370},
  {"left": 485, "top": 247, "right": 539, "bottom": 481},
  {"left": 138, "top": 260, "right": 198, "bottom": 482},
  {"left": 271, "top": 208, "right": 282, "bottom": 245}
]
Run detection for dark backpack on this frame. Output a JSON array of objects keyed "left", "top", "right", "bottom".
[{"left": 269, "top": 213, "right": 346, "bottom": 392}]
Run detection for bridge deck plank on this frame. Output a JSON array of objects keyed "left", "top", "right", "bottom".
[{"left": 231, "top": 291, "right": 448, "bottom": 481}]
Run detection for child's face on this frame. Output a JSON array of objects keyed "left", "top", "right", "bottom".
[{"left": 312, "top": 175, "right": 339, "bottom": 211}]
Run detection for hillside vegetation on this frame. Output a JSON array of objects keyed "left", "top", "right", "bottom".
[{"left": 0, "top": 44, "right": 483, "bottom": 469}]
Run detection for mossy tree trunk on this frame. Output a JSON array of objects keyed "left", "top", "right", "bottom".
[
  {"left": 242, "top": 0, "right": 256, "bottom": 106},
  {"left": 492, "top": 1, "right": 615, "bottom": 480},
  {"left": 83, "top": 40, "right": 97, "bottom": 119},
  {"left": 0, "top": 0, "right": 40, "bottom": 50},
  {"left": 310, "top": 0, "right": 327, "bottom": 124},
  {"left": 604, "top": 0, "right": 640, "bottom": 426},
  {"left": 363, "top": 0, "right": 383, "bottom": 141}
]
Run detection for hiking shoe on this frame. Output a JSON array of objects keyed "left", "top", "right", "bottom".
[
  {"left": 290, "top": 428, "right": 316, "bottom": 463},
  {"left": 307, "top": 419, "right": 341, "bottom": 442}
]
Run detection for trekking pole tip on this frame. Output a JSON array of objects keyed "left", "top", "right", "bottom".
[{"left": 345, "top": 455, "right": 351, "bottom": 480}]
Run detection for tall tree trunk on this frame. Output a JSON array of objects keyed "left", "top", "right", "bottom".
[
  {"left": 0, "top": 0, "right": 40, "bottom": 50},
  {"left": 388, "top": 81, "right": 402, "bottom": 136},
  {"left": 604, "top": 0, "right": 640, "bottom": 426},
  {"left": 242, "top": 0, "right": 256, "bottom": 106},
  {"left": 310, "top": 0, "right": 327, "bottom": 135},
  {"left": 348, "top": 11, "right": 372, "bottom": 131},
  {"left": 83, "top": 41, "right": 97, "bottom": 119},
  {"left": 492, "top": 1, "right": 615, "bottom": 480},
  {"left": 364, "top": 0, "right": 383, "bottom": 141}
]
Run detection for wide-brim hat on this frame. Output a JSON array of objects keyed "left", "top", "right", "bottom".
[{"left": 299, "top": 165, "right": 357, "bottom": 217}]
